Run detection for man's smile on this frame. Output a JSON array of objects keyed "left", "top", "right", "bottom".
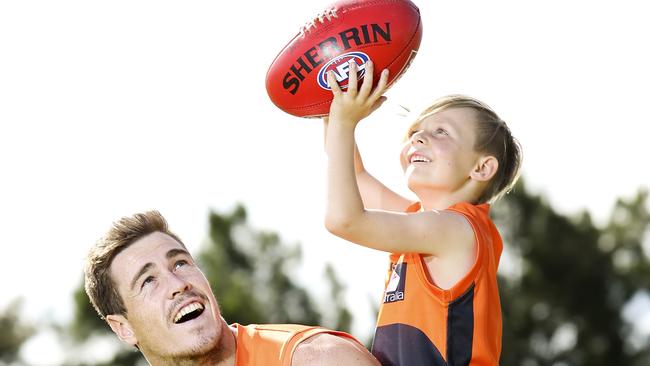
[{"left": 171, "top": 297, "right": 207, "bottom": 325}]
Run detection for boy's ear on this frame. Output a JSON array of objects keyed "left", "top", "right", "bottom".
[
  {"left": 470, "top": 155, "right": 498, "bottom": 182},
  {"left": 106, "top": 314, "right": 138, "bottom": 347}
]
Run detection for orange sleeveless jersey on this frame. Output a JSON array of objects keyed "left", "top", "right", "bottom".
[
  {"left": 233, "top": 323, "right": 363, "bottom": 366},
  {"left": 372, "top": 202, "right": 503, "bottom": 366}
]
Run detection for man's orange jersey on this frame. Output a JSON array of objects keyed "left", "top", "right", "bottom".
[
  {"left": 233, "top": 323, "right": 363, "bottom": 365},
  {"left": 371, "top": 202, "right": 503, "bottom": 366}
]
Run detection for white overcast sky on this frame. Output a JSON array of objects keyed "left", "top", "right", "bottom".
[{"left": 1, "top": 0, "right": 649, "bottom": 362}]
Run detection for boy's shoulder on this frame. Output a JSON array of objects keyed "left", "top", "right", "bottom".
[
  {"left": 447, "top": 201, "right": 491, "bottom": 216},
  {"left": 406, "top": 201, "right": 491, "bottom": 218},
  {"left": 408, "top": 201, "right": 495, "bottom": 241},
  {"left": 446, "top": 202, "right": 495, "bottom": 233}
]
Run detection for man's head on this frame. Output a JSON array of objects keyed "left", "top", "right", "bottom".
[
  {"left": 85, "top": 211, "right": 227, "bottom": 363},
  {"left": 402, "top": 94, "right": 523, "bottom": 204}
]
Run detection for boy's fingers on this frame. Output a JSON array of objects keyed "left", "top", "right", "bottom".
[
  {"left": 328, "top": 71, "right": 342, "bottom": 96},
  {"left": 369, "top": 68, "right": 389, "bottom": 102},
  {"left": 370, "top": 96, "right": 388, "bottom": 114},
  {"left": 359, "top": 60, "right": 374, "bottom": 99},
  {"left": 347, "top": 61, "right": 358, "bottom": 96}
]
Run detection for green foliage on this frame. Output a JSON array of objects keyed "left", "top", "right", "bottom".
[
  {"left": 324, "top": 263, "right": 353, "bottom": 333},
  {"left": 0, "top": 299, "right": 33, "bottom": 364},
  {"left": 495, "top": 183, "right": 650, "bottom": 365},
  {"left": 67, "top": 350, "right": 143, "bottom": 366},
  {"left": 199, "top": 204, "right": 322, "bottom": 326},
  {"left": 70, "top": 282, "right": 111, "bottom": 342}
]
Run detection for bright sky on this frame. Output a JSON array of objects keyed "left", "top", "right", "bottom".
[{"left": 1, "top": 1, "right": 649, "bottom": 364}]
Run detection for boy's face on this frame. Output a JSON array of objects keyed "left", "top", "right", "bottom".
[
  {"left": 107, "top": 232, "right": 224, "bottom": 361},
  {"left": 400, "top": 107, "right": 482, "bottom": 196}
]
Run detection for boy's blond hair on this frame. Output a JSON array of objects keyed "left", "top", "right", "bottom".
[{"left": 408, "top": 94, "right": 523, "bottom": 203}]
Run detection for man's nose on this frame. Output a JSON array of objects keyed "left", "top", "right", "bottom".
[{"left": 167, "top": 272, "right": 192, "bottom": 299}]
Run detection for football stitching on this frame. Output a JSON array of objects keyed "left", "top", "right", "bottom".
[
  {"left": 273, "top": 0, "right": 421, "bottom": 116},
  {"left": 300, "top": 8, "right": 339, "bottom": 37},
  {"left": 344, "top": 0, "right": 420, "bottom": 14},
  {"left": 287, "top": 11, "right": 421, "bottom": 114}
]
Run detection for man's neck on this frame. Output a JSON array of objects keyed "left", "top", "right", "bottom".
[
  {"left": 148, "top": 325, "right": 237, "bottom": 366},
  {"left": 167, "top": 350, "right": 235, "bottom": 366}
]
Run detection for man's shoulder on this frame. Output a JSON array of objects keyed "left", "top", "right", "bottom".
[
  {"left": 234, "top": 324, "right": 379, "bottom": 366},
  {"left": 292, "top": 333, "right": 379, "bottom": 366},
  {"left": 236, "top": 323, "right": 316, "bottom": 350},
  {"left": 241, "top": 323, "right": 314, "bottom": 334}
]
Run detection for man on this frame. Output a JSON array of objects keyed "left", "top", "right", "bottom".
[{"left": 85, "top": 210, "right": 379, "bottom": 366}]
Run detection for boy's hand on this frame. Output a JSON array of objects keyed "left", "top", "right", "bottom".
[{"left": 327, "top": 60, "right": 389, "bottom": 128}]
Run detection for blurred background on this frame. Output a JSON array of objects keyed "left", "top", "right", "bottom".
[{"left": 1, "top": 1, "right": 648, "bottom": 365}]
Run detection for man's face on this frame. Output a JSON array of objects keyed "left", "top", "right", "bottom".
[{"left": 107, "top": 232, "right": 223, "bottom": 360}]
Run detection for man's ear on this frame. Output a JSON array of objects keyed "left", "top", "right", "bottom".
[
  {"left": 106, "top": 314, "right": 138, "bottom": 347},
  {"left": 470, "top": 155, "right": 498, "bottom": 182}
]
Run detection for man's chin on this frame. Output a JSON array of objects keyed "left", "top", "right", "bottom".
[
  {"left": 141, "top": 321, "right": 219, "bottom": 359},
  {"left": 178, "top": 320, "right": 222, "bottom": 352},
  {"left": 162, "top": 330, "right": 222, "bottom": 361}
]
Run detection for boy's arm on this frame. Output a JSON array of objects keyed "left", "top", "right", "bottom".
[
  {"left": 325, "top": 61, "right": 475, "bottom": 257},
  {"left": 323, "top": 119, "right": 413, "bottom": 211}
]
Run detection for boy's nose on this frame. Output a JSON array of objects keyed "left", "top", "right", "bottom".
[{"left": 410, "top": 131, "right": 427, "bottom": 145}]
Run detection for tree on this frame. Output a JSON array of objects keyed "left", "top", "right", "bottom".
[
  {"left": 0, "top": 299, "right": 33, "bottom": 365},
  {"left": 324, "top": 263, "right": 353, "bottom": 334},
  {"left": 495, "top": 182, "right": 650, "bottom": 365},
  {"left": 198, "top": 204, "right": 322, "bottom": 326}
]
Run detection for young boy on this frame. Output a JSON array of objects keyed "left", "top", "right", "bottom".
[{"left": 323, "top": 61, "right": 522, "bottom": 366}]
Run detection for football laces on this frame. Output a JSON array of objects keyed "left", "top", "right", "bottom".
[{"left": 299, "top": 8, "right": 338, "bottom": 37}]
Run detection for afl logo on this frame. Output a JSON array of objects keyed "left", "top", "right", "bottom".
[{"left": 317, "top": 51, "right": 370, "bottom": 90}]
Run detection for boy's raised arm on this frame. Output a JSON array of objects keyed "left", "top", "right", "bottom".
[
  {"left": 324, "top": 61, "right": 475, "bottom": 258},
  {"left": 323, "top": 118, "right": 412, "bottom": 212}
]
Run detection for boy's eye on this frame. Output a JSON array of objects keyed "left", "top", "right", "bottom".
[
  {"left": 141, "top": 276, "right": 155, "bottom": 288},
  {"left": 408, "top": 129, "right": 421, "bottom": 137},
  {"left": 434, "top": 128, "right": 448, "bottom": 136}
]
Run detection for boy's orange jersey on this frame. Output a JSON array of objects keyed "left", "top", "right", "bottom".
[
  {"left": 372, "top": 202, "right": 503, "bottom": 366},
  {"left": 233, "top": 323, "right": 362, "bottom": 366}
]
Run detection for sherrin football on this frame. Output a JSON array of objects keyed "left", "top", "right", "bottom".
[{"left": 266, "top": 0, "right": 422, "bottom": 118}]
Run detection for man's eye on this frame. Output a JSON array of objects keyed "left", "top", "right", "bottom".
[{"left": 174, "top": 260, "right": 188, "bottom": 270}]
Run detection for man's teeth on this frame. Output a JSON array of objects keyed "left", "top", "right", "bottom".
[{"left": 174, "top": 302, "right": 204, "bottom": 323}]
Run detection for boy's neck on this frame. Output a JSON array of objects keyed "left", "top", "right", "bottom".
[
  {"left": 411, "top": 177, "right": 487, "bottom": 211},
  {"left": 415, "top": 188, "right": 480, "bottom": 211}
]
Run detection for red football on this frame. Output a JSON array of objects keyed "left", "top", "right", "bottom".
[{"left": 266, "top": 0, "right": 423, "bottom": 118}]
